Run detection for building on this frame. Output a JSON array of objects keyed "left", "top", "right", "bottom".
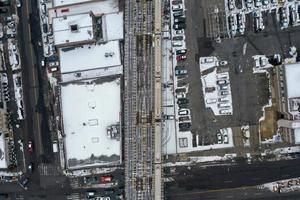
[
  {"left": 52, "top": 12, "right": 96, "bottom": 47},
  {"left": 275, "top": 62, "right": 300, "bottom": 144}
]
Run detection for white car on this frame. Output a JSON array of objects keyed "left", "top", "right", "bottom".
[
  {"left": 219, "top": 109, "right": 232, "bottom": 115},
  {"left": 172, "top": 5, "right": 183, "bottom": 11},
  {"left": 176, "top": 93, "right": 186, "bottom": 99},
  {"left": 206, "top": 98, "right": 217, "bottom": 104},
  {"left": 178, "top": 109, "right": 189, "bottom": 116}
]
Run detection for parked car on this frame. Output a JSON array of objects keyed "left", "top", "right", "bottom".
[
  {"left": 176, "top": 49, "right": 186, "bottom": 55},
  {"left": 219, "top": 85, "right": 229, "bottom": 90},
  {"left": 219, "top": 90, "right": 230, "bottom": 96},
  {"left": 217, "top": 79, "right": 227, "bottom": 85},
  {"left": 176, "top": 55, "right": 187, "bottom": 61},
  {"left": 179, "top": 116, "right": 190, "bottom": 122},
  {"left": 206, "top": 98, "right": 217, "bottom": 104},
  {"left": 164, "top": 115, "right": 175, "bottom": 120},
  {"left": 223, "top": 134, "right": 229, "bottom": 143},
  {"left": 172, "top": 41, "right": 183, "bottom": 47},
  {"left": 173, "top": 35, "right": 184, "bottom": 40},
  {"left": 18, "top": 177, "right": 29, "bottom": 189},
  {"left": 41, "top": 3, "right": 47, "bottom": 14},
  {"left": 175, "top": 87, "right": 187, "bottom": 93},
  {"left": 172, "top": 5, "right": 183, "bottom": 12},
  {"left": 172, "top": 0, "right": 182, "bottom": 5},
  {"left": 86, "top": 191, "right": 96, "bottom": 199},
  {"left": 175, "top": 69, "right": 187, "bottom": 76},
  {"left": 179, "top": 122, "right": 191, "bottom": 131},
  {"left": 176, "top": 93, "right": 186, "bottom": 99},
  {"left": 28, "top": 141, "right": 33, "bottom": 154},
  {"left": 174, "top": 17, "right": 186, "bottom": 23},
  {"left": 219, "top": 109, "right": 232, "bottom": 115},
  {"left": 177, "top": 98, "right": 189, "bottom": 105},
  {"left": 173, "top": 23, "right": 186, "bottom": 30},
  {"left": 173, "top": 10, "right": 184, "bottom": 17},
  {"left": 83, "top": 176, "right": 98, "bottom": 185},
  {"left": 217, "top": 132, "right": 223, "bottom": 144},
  {"left": 174, "top": 29, "right": 184, "bottom": 35},
  {"left": 178, "top": 109, "right": 189, "bottom": 115},
  {"left": 0, "top": 7, "right": 8, "bottom": 13}
]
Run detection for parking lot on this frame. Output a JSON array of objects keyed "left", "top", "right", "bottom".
[{"left": 178, "top": 0, "right": 300, "bottom": 148}]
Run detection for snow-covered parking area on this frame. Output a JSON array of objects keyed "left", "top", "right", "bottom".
[
  {"left": 7, "top": 39, "right": 21, "bottom": 71},
  {"left": 61, "top": 77, "right": 121, "bottom": 168},
  {"left": 199, "top": 57, "right": 233, "bottom": 116}
]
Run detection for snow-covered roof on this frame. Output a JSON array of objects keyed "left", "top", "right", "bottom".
[
  {"left": 285, "top": 63, "right": 300, "bottom": 99},
  {"left": 59, "top": 40, "right": 121, "bottom": 73},
  {"left": 49, "top": 0, "right": 119, "bottom": 21},
  {"left": 61, "top": 78, "right": 121, "bottom": 168},
  {"left": 53, "top": 0, "right": 91, "bottom": 7},
  {"left": 294, "top": 128, "right": 300, "bottom": 144},
  {"left": 0, "top": 134, "right": 7, "bottom": 169},
  {"left": 52, "top": 13, "right": 94, "bottom": 46},
  {"left": 102, "top": 12, "right": 124, "bottom": 41}
]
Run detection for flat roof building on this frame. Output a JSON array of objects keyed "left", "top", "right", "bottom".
[
  {"left": 52, "top": 13, "right": 95, "bottom": 47},
  {"left": 61, "top": 77, "right": 121, "bottom": 168}
]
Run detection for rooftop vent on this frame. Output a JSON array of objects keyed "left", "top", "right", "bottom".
[{"left": 70, "top": 24, "right": 79, "bottom": 32}]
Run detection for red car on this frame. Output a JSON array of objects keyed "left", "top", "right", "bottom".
[
  {"left": 28, "top": 141, "right": 33, "bottom": 154},
  {"left": 176, "top": 55, "right": 187, "bottom": 61},
  {"left": 100, "top": 175, "right": 113, "bottom": 183}
]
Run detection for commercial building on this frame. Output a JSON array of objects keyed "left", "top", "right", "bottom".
[{"left": 275, "top": 62, "right": 300, "bottom": 144}]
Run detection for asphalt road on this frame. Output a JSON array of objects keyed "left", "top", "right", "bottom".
[{"left": 166, "top": 159, "right": 300, "bottom": 199}]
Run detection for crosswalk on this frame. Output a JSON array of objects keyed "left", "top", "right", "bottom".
[
  {"left": 66, "top": 193, "right": 81, "bottom": 200},
  {"left": 69, "top": 178, "right": 80, "bottom": 188},
  {"left": 38, "top": 163, "right": 61, "bottom": 176}
]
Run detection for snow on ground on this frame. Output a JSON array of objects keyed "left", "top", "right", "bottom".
[
  {"left": 53, "top": 0, "right": 91, "bottom": 7},
  {"left": 189, "top": 154, "right": 236, "bottom": 163},
  {"left": 49, "top": 0, "right": 119, "bottom": 21},
  {"left": 61, "top": 78, "right": 121, "bottom": 168},
  {"left": 0, "top": 133, "right": 7, "bottom": 168},
  {"left": 52, "top": 13, "right": 94, "bottom": 46},
  {"left": 199, "top": 56, "right": 218, "bottom": 72},
  {"left": 102, "top": 12, "right": 124, "bottom": 41},
  {"left": 177, "top": 128, "right": 234, "bottom": 153},
  {"left": 59, "top": 40, "right": 121, "bottom": 73},
  {"left": 268, "top": 146, "right": 300, "bottom": 155},
  {"left": 260, "top": 177, "right": 300, "bottom": 193},
  {"left": 61, "top": 65, "right": 123, "bottom": 82},
  {"left": 252, "top": 55, "right": 273, "bottom": 74},
  {"left": 12, "top": 73, "right": 25, "bottom": 120},
  {"left": 162, "top": 38, "right": 177, "bottom": 155},
  {"left": 201, "top": 67, "right": 233, "bottom": 116}
]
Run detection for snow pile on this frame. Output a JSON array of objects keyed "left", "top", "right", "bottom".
[
  {"left": 260, "top": 177, "right": 300, "bottom": 193},
  {"left": 189, "top": 154, "right": 236, "bottom": 163}
]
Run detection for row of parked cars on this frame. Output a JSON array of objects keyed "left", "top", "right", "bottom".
[
  {"left": 216, "top": 129, "right": 229, "bottom": 144},
  {"left": 39, "top": 0, "right": 55, "bottom": 57},
  {"left": 176, "top": 85, "right": 191, "bottom": 132}
]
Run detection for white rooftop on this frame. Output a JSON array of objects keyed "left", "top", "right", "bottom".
[
  {"left": 102, "top": 12, "right": 124, "bottom": 41},
  {"left": 52, "top": 13, "right": 94, "bottom": 46},
  {"left": 53, "top": 0, "right": 91, "bottom": 7},
  {"left": 59, "top": 40, "right": 121, "bottom": 73},
  {"left": 285, "top": 63, "right": 300, "bottom": 99},
  {"left": 0, "top": 134, "right": 7, "bottom": 169},
  {"left": 49, "top": 0, "right": 119, "bottom": 21},
  {"left": 61, "top": 78, "right": 121, "bottom": 168}
]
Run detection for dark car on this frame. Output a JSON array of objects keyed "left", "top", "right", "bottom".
[
  {"left": 175, "top": 88, "right": 186, "bottom": 93},
  {"left": 176, "top": 49, "right": 186, "bottom": 55},
  {"left": 28, "top": 141, "right": 33, "bottom": 154},
  {"left": 179, "top": 116, "right": 190, "bottom": 122},
  {"left": 0, "top": 8, "right": 8, "bottom": 13},
  {"left": 28, "top": 163, "right": 34, "bottom": 173},
  {"left": 177, "top": 98, "right": 189, "bottom": 105},
  {"left": 179, "top": 122, "right": 191, "bottom": 131},
  {"left": 173, "top": 23, "right": 186, "bottom": 30},
  {"left": 175, "top": 69, "right": 187, "bottom": 76},
  {"left": 18, "top": 177, "right": 29, "bottom": 189},
  {"left": 173, "top": 10, "right": 184, "bottom": 17},
  {"left": 173, "top": 35, "right": 184, "bottom": 41},
  {"left": 174, "top": 17, "right": 186, "bottom": 23},
  {"left": 43, "top": 23, "right": 48, "bottom": 33}
]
